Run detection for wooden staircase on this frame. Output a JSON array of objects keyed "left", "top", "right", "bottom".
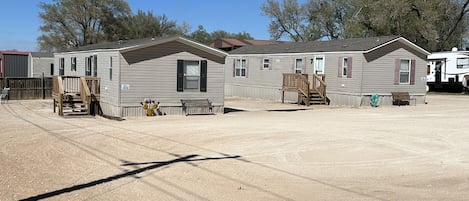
[
  {"left": 282, "top": 73, "right": 328, "bottom": 105},
  {"left": 53, "top": 76, "right": 100, "bottom": 116}
]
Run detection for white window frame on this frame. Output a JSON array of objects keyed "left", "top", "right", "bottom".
[
  {"left": 400, "top": 59, "right": 411, "bottom": 84},
  {"left": 263, "top": 58, "right": 270, "bottom": 70},
  {"left": 314, "top": 56, "right": 325, "bottom": 74},
  {"left": 184, "top": 60, "right": 200, "bottom": 90},
  {"left": 457, "top": 58, "right": 469, "bottom": 69},
  {"left": 295, "top": 58, "right": 303, "bottom": 73},
  {"left": 235, "top": 58, "right": 247, "bottom": 77}
]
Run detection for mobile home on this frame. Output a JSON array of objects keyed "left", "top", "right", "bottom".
[
  {"left": 226, "top": 36, "right": 430, "bottom": 107},
  {"left": 54, "top": 36, "right": 228, "bottom": 117}
]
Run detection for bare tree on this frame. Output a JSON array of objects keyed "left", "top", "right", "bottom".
[{"left": 38, "top": 0, "right": 131, "bottom": 51}]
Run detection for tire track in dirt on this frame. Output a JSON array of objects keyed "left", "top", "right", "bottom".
[
  {"left": 14, "top": 101, "right": 392, "bottom": 201},
  {"left": 2, "top": 103, "right": 194, "bottom": 201},
  {"left": 16, "top": 101, "right": 297, "bottom": 201}
]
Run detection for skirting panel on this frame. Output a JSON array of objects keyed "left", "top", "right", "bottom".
[
  {"left": 225, "top": 84, "right": 297, "bottom": 102},
  {"left": 327, "top": 93, "right": 362, "bottom": 107},
  {"left": 121, "top": 105, "right": 224, "bottom": 117},
  {"left": 360, "top": 95, "right": 426, "bottom": 107}
]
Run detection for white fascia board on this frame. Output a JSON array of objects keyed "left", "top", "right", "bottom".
[
  {"left": 177, "top": 37, "right": 228, "bottom": 57},
  {"left": 366, "top": 37, "right": 431, "bottom": 55}
]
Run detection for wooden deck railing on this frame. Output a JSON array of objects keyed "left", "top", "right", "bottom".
[
  {"left": 312, "top": 74, "right": 327, "bottom": 100},
  {"left": 52, "top": 76, "right": 64, "bottom": 115},
  {"left": 53, "top": 76, "right": 100, "bottom": 116},
  {"left": 282, "top": 73, "right": 310, "bottom": 104},
  {"left": 282, "top": 73, "right": 327, "bottom": 105},
  {"left": 80, "top": 77, "right": 92, "bottom": 114}
]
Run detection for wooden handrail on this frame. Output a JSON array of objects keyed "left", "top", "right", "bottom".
[
  {"left": 282, "top": 73, "right": 310, "bottom": 105},
  {"left": 312, "top": 74, "right": 327, "bottom": 100},
  {"left": 52, "top": 76, "right": 64, "bottom": 96},
  {"left": 52, "top": 76, "right": 65, "bottom": 115},
  {"left": 80, "top": 77, "right": 92, "bottom": 114}
]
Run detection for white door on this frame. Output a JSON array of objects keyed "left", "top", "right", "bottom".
[{"left": 313, "top": 56, "right": 324, "bottom": 74}]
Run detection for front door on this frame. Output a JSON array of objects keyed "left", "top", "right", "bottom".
[{"left": 313, "top": 56, "right": 324, "bottom": 74}]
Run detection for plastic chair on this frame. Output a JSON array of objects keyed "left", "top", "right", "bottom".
[{"left": 1, "top": 88, "right": 10, "bottom": 104}]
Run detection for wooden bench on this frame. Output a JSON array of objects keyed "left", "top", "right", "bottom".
[
  {"left": 180, "top": 99, "right": 213, "bottom": 115},
  {"left": 391, "top": 92, "right": 416, "bottom": 106}
]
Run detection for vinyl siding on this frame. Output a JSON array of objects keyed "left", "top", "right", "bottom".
[
  {"left": 323, "top": 53, "right": 364, "bottom": 95},
  {"left": 120, "top": 51, "right": 224, "bottom": 109},
  {"left": 225, "top": 54, "right": 317, "bottom": 101},
  {"left": 30, "top": 57, "right": 54, "bottom": 77},
  {"left": 54, "top": 51, "right": 121, "bottom": 116},
  {"left": 362, "top": 48, "right": 426, "bottom": 95}
]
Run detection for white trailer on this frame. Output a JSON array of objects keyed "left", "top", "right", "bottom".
[{"left": 427, "top": 48, "right": 469, "bottom": 92}]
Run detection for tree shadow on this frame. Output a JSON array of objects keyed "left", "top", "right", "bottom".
[{"left": 20, "top": 154, "right": 240, "bottom": 201}]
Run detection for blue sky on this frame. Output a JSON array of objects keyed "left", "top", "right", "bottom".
[{"left": 0, "top": 0, "right": 280, "bottom": 51}]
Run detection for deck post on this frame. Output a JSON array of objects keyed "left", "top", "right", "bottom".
[{"left": 281, "top": 90, "right": 285, "bottom": 103}]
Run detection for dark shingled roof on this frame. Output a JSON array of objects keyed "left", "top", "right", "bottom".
[
  {"left": 229, "top": 36, "right": 401, "bottom": 54},
  {"left": 61, "top": 36, "right": 177, "bottom": 52},
  {"left": 30, "top": 52, "right": 53, "bottom": 57}
]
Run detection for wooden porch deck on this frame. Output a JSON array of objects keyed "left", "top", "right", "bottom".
[
  {"left": 52, "top": 76, "right": 100, "bottom": 116},
  {"left": 282, "top": 73, "right": 327, "bottom": 105}
]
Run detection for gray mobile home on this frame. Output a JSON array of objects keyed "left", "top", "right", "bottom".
[
  {"left": 29, "top": 52, "right": 54, "bottom": 77},
  {"left": 225, "top": 36, "right": 430, "bottom": 107},
  {"left": 54, "top": 36, "right": 227, "bottom": 117}
]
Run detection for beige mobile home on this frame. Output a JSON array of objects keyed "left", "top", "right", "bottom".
[
  {"left": 225, "top": 36, "right": 430, "bottom": 107},
  {"left": 54, "top": 36, "right": 227, "bottom": 117},
  {"left": 29, "top": 52, "right": 54, "bottom": 77}
]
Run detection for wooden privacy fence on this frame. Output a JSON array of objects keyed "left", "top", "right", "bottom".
[{"left": 0, "top": 76, "right": 53, "bottom": 100}]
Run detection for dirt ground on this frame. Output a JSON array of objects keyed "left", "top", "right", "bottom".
[{"left": 1, "top": 94, "right": 469, "bottom": 201}]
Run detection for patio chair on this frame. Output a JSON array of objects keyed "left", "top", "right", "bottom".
[{"left": 1, "top": 88, "right": 10, "bottom": 104}]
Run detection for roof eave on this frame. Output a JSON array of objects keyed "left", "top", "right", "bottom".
[
  {"left": 366, "top": 37, "right": 431, "bottom": 55},
  {"left": 119, "top": 36, "right": 228, "bottom": 58}
]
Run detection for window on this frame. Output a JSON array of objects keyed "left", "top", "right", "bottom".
[
  {"left": 109, "top": 57, "right": 113, "bottom": 81},
  {"left": 71, "top": 57, "right": 77, "bottom": 71},
  {"left": 177, "top": 60, "right": 207, "bottom": 92},
  {"left": 184, "top": 61, "right": 200, "bottom": 89},
  {"left": 93, "top": 55, "right": 98, "bottom": 77},
  {"left": 235, "top": 58, "right": 247, "bottom": 77},
  {"left": 400, "top": 59, "right": 410, "bottom": 84},
  {"left": 85, "top": 56, "right": 92, "bottom": 76},
  {"left": 457, "top": 58, "right": 469, "bottom": 69},
  {"left": 342, "top": 57, "right": 348, "bottom": 77},
  {"left": 314, "top": 56, "right": 324, "bottom": 74},
  {"left": 263, "top": 58, "right": 270, "bottom": 69},
  {"left": 59, "top": 58, "right": 64, "bottom": 75},
  {"left": 295, "top": 58, "right": 303, "bottom": 73},
  {"left": 50, "top": 64, "right": 54, "bottom": 76}
]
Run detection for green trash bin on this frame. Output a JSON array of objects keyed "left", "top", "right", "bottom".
[{"left": 370, "top": 93, "right": 379, "bottom": 107}]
